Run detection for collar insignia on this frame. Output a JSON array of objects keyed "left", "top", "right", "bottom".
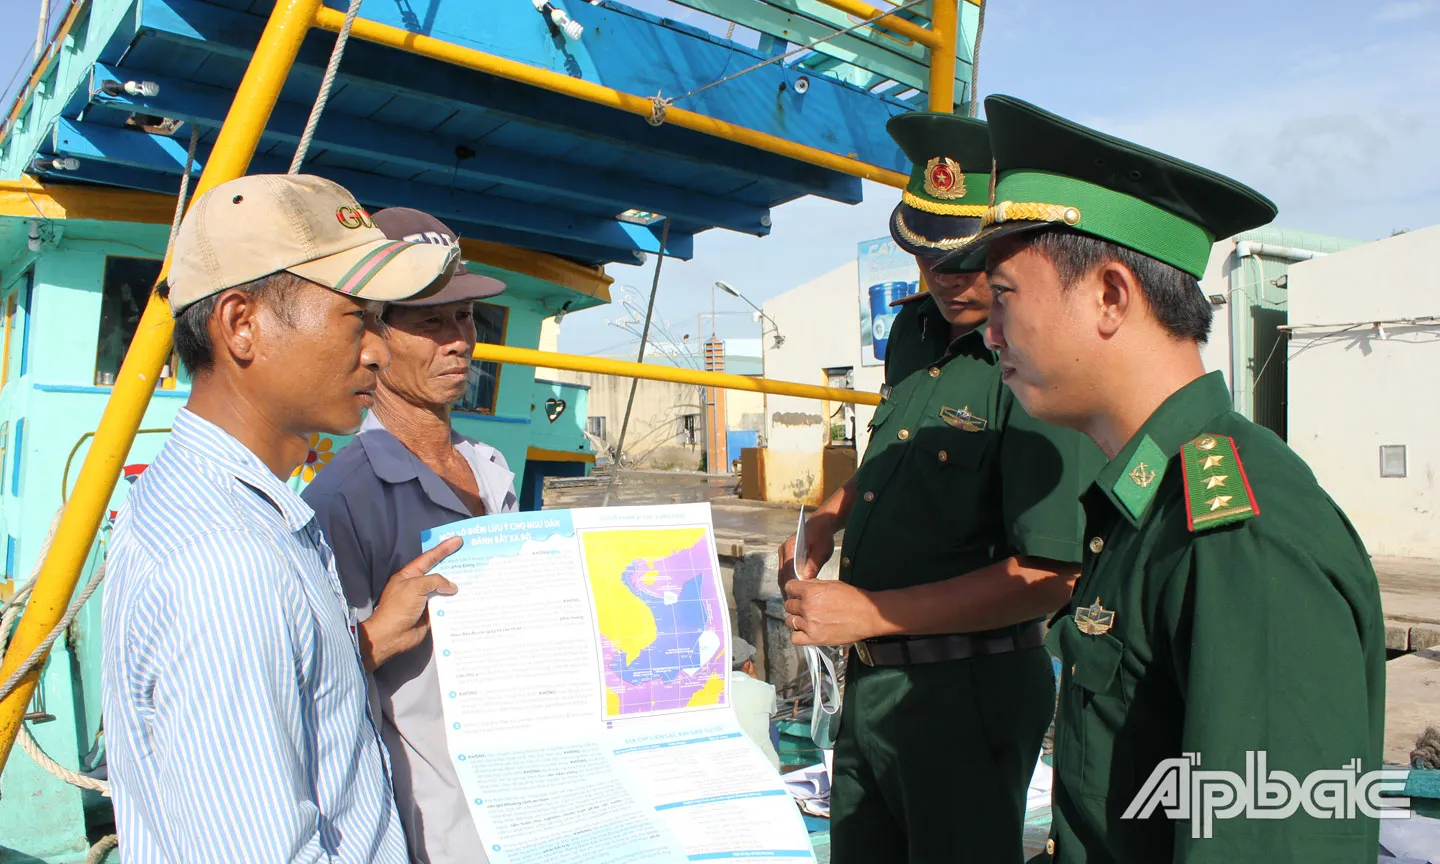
[{"left": 1112, "top": 434, "right": 1168, "bottom": 522}]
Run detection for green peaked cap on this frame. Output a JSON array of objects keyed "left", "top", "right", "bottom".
[
  {"left": 888, "top": 111, "right": 993, "bottom": 210},
  {"left": 934, "top": 95, "right": 1278, "bottom": 278},
  {"left": 886, "top": 112, "right": 993, "bottom": 256}
]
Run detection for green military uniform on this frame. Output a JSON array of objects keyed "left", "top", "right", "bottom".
[
  {"left": 936, "top": 96, "right": 1387, "bottom": 862},
  {"left": 830, "top": 112, "right": 1104, "bottom": 864}
]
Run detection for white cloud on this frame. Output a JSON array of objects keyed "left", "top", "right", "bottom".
[
  {"left": 1373, "top": 1, "right": 1434, "bottom": 23},
  {"left": 1071, "top": 28, "right": 1440, "bottom": 242}
]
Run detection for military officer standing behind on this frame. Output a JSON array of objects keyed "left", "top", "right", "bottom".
[
  {"left": 778, "top": 112, "right": 1104, "bottom": 863},
  {"left": 936, "top": 95, "right": 1387, "bottom": 862}
]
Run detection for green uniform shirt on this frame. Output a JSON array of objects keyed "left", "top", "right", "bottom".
[
  {"left": 1044, "top": 371, "right": 1386, "bottom": 863},
  {"left": 840, "top": 296, "right": 1102, "bottom": 601}
]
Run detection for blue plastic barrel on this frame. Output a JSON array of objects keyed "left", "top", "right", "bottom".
[{"left": 868, "top": 281, "right": 918, "bottom": 362}]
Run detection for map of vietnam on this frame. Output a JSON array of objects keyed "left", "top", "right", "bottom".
[{"left": 581, "top": 528, "right": 728, "bottom": 718}]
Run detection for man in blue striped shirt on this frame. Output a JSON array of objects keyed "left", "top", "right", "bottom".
[{"left": 102, "top": 174, "right": 465, "bottom": 862}]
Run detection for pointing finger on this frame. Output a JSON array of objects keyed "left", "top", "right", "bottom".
[{"left": 403, "top": 537, "right": 464, "bottom": 578}]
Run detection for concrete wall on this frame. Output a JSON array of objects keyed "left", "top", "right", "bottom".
[
  {"left": 555, "top": 371, "right": 705, "bottom": 469},
  {"left": 760, "top": 261, "right": 883, "bottom": 504},
  {"left": 1198, "top": 229, "right": 1362, "bottom": 436},
  {"left": 1287, "top": 223, "right": 1440, "bottom": 558}
]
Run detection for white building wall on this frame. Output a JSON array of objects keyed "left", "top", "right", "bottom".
[
  {"left": 1197, "top": 241, "right": 1235, "bottom": 389},
  {"left": 1286, "top": 223, "right": 1440, "bottom": 558},
  {"left": 761, "top": 261, "right": 884, "bottom": 503}
]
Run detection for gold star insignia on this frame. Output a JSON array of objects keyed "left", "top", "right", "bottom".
[
  {"left": 1201, "top": 454, "right": 1224, "bottom": 470},
  {"left": 1209, "top": 495, "right": 1233, "bottom": 511},
  {"left": 1128, "top": 461, "right": 1157, "bottom": 488},
  {"left": 1205, "top": 474, "right": 1228, "bottom": 489}
]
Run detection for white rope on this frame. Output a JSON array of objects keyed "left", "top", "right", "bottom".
[
  {"left": 968, "top": 0, "right": 987, "bottom": 117},
  {"left": 20, "top": 722, "right": 108, "bottom": 795},
  {"left": 290, "top": 0, "right": 363, "bottom": 173},
  {"left": 647, "top": 0, "right": 928, "bottom": 126},
  {"left": 165, "top": 123, "right": 201, "bottom": 257},
  {"left": 0, "top": 510, "right": 62, "bottom": 643},
  {"left": 0, "top": 559, "right": 105, "bottom": 703},
  {"left": 0, "top": 507, "right": 112, "bottom": 797}
]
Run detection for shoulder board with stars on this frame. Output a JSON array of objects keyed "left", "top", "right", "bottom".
[{"left": 1180, "top": 434, "right": 1258, "bottom": 532}]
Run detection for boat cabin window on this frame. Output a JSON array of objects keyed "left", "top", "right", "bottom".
[
  {"left": 94, "top": 256, "right": 165, "bottom": 387},
  {"left": 455, "top": 302, "right": 507, "bottom": 415}
]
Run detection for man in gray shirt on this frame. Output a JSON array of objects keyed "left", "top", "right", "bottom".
[{"left": 303, "top": 207, "right": 518, "bottom": 863}]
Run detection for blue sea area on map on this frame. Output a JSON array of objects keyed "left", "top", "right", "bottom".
[{"left": 610, "top": 559, "right": 710, "bottom": 685}]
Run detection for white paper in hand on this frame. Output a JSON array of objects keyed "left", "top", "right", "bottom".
[{"left": 796, "top": 507, "right": 842, "bottom": 752}]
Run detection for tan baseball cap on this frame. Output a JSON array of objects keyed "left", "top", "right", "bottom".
[{"left": 165, "top": 174, "right": 459, "bottom": 313}]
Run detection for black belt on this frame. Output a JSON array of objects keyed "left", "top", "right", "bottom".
[{"left": 852, "top": 622, "right": 1046, "bottom": 667}]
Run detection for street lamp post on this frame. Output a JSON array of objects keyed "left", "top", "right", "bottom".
[{"left": 715, "top": 280, "right": 784, "bottom": 347}]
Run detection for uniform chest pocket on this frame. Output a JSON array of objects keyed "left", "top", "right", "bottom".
[
  {"left": 867, "top": 399, "right": 895, "bottom": 433},
  {"left": 1049, "top": 613, "right": 1123, "bottom": 695},
  {"left": 912, "top": 424, "right": 992, "bottom": 473}
]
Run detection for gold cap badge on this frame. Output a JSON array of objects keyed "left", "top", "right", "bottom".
[{"left": 923, "top": 157, "right": 966, "bottom": 200}]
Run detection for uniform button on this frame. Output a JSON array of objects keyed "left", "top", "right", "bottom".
[
  {"left": 863, "top": 491, "right": 875, "bottom": 502},
  {"left": 842, "top": 557, "right": 852, "bottom": 567},
  {"left": 1046, "top": 838, "right": 1055, "bottom": 855},
  {"left": 938, "top": 450, "right": 948, "bottom": 463},
  {"left": 898, "top": 428, "right": 910, "bottom": 440},
  {"left": 1089, "top": 536, "right": 1105, "bottom": 554},
  {"left": 1071, "top": 664, "right": 1077, "bottom": 676},
  {"left": 928, "top": 367, "right": 941, "bottom": 378}
]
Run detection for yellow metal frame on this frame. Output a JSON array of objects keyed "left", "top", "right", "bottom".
[
  {"left": 0, "top": 0, "right": 964, "bottom": 769},
  {"left": 458, "top": 239, "right": 612, "bottom": 304},
  {"left": 526, "top": 447, "right": 597, "bottom": 465},
  {"left": 812, "top": 0, "right": 942, "bottom": 49},
  {"left": 0, "top": 177, "right": 181, "bottom": 224},
  {"left": 313, "top": 9, "right": 912, "bottom": 189},
  {"left": 477, "top": 344, "right": 882, "bottom": 407}
]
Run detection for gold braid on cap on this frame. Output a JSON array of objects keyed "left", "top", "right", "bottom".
[
  {"left": 901, "top": 190, "right": 988, "bottom": 217},
  {"left": 894, "top": 209, "right": 981, "bottom": 251},
  {"left": 981, "top": 200, "right": 1082, "bottom": 229}
]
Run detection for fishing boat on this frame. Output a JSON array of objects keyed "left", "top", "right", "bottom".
[{"left": 0, "top": 0, "right": 978, "bottom": 859}]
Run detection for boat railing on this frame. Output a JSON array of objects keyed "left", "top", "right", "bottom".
[{"left": 0, "top": 0, "right": 973, "bottom": 771}]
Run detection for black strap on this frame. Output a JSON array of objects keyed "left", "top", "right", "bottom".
[{"left": 856, "top": 622, "right": 1046, "bottom": 667}]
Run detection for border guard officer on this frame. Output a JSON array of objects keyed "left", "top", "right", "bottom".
[
  {"left": 936, "top": 95, "right": 1387, "bottom": 863},
  {"left": 779, "top": 112, "right": 1104, "bottom": 863}
]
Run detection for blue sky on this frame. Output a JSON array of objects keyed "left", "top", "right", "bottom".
[
  {"left": 4, "top": 1, "right": 1437, "bottom": 356},
  {"left": 570, "top": 0, "right": 1440, "bottom": 357}
]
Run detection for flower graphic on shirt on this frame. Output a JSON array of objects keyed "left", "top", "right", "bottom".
[{"left": 293, "top": 434, "right": 334, "bottom": 483}]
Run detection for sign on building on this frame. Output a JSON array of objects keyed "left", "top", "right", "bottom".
[{"left": 857, "top": 236, "right": 920, "bottom": 367}]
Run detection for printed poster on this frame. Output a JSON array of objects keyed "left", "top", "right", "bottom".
[
  {"left": 421, "top": 503, "right": 815, "bottom": 864},
  {"left": 856, "top": 236, "right": 921, "bottom": 367}
]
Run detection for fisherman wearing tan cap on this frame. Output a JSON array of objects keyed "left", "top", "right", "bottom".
[
  {"left": 100, "top": 174, "right": 468, "bottom": 863},
  {"left": 303, "top": 207, "right": 518, "bottom": 864}
]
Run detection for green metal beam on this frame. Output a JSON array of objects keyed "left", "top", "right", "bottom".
[{"left": 664, "top": 0, "right": 972, "bottom": 99}]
